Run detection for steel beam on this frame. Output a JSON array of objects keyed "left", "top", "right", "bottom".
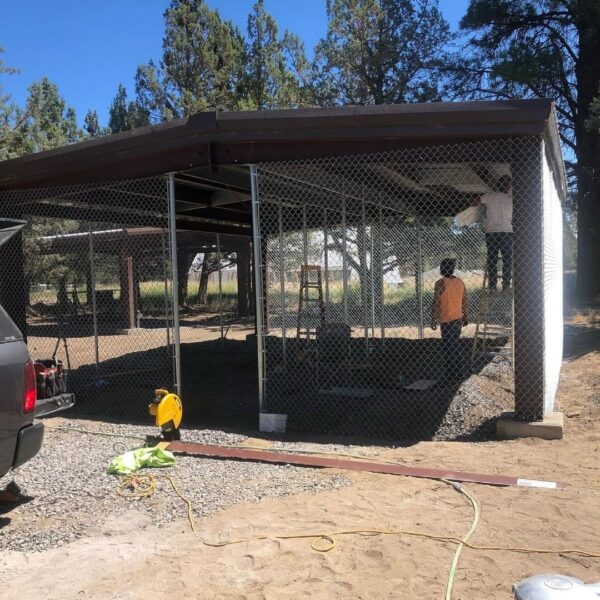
[{"left": 249, "top": 165, "right": 265, "bottom": 412}]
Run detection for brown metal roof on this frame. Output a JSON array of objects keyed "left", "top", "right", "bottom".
[{"left": 0, "top": 99, "right": 566, "bottom": 197}]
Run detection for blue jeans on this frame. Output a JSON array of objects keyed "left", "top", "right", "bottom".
[
  {"left": 486, "top": 232, "right": 513, "bottom": 289},
  {"left": 441, "top": 319, "right": 462, "bottom": 375}
]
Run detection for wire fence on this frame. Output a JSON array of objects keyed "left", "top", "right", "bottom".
[
  {"left": 0, "top": 134, "right": 561, "bottom": 440},
  {"left": 0, "top": 178, "right": 257, "bottom": 425},
  {"left": 0, "top": 177, "right": 176, "bottom": 421},
  {"left": 255, "top": 137, "right": 555, "bottom": 439}
]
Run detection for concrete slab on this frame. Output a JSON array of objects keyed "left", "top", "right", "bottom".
[{"left": 496, "top": 411, "right": 563, "bottom": 440}]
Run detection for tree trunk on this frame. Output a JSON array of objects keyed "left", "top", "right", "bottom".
[
  {"left": 195, "top": 253, "right": 213, "bottom": 305},
  {"left": 372, "top": 223, "right": 383, "bottom": 311},
  {"left": 575, "top": 0, "right": 600, "bottom": 301},
  {"left": 575, "top": 166, "right": 600, "bottom": 301},
  {"left": 237, "top": 243, "right": 252, "bottom": 317},
  {"left": 86, "top": 261, "right": 93, "bottom": 307},
  {"left": 57, "top": 277, "right": 69, "bottom": 312},
  {"left": 356, "top": 224, "right": 368, "bottom": 305},
  {"left": 177, "top": 249, "right": 191, "bottom": 307}
]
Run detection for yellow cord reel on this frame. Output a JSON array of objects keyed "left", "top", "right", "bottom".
[{"left": 149, "top": 388, "right": 183, "bottom": 440}]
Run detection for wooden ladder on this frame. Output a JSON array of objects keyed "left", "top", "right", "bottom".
[
  {"left": 470, "top": 271, "right": 514, "bottom": 369},
  {"left": 297, "top": 265, "right": 325, "bottom": 340}
]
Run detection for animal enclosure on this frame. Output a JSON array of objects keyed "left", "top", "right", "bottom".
[
  {"left": 0, "top": 100, "right": 565, "bottom": 439},
  {"left": 254, "top": 137, "right": 562, "bottom": 438}
]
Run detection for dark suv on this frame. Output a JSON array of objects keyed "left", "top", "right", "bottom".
[{"left": 0, "top": 220, "right": 44, "bottom": 479}]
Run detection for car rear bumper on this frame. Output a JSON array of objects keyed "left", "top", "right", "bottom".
[
  {"left": 12, "top": 422, "right": 44, "bottom": 469},
  {"left": 35, "top": 392, "right": 75, "bottom": 418}
]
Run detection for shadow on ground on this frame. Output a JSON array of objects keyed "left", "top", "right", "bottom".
[
  {"left": 563, "top": 323, "right": 600, "bottom": 360},
  {"left": 42, "top": 329, "right": 513, "bottom": 445}
]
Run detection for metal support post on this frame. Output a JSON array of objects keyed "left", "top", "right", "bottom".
[
  {"left": 302, "top": 204, "right": 308, "bottom": 266},
  {"left": 249, "top": 165, "right": 266, "bottom": 412},
  {"left": 416, "top": 220, "right": 424, "bottom": 339},
  {"left": 370, "top": 225, "right": 375, "bottom": 338},
  {"left": 167, "top": 173, "right": 182, "bottom": 396},
  {"left": 342, "top": 198, "right": 348, "bottom": 324},
  {"left": 217, "top": 233, "right": 224, "bottom": 345},
  {"left": 323, "top": 208, "right": 329, "bottom": 318},
  {"left": 379, "top": 200, "right": 385, "bottom": 342},
  {"left": 361, "top": 199, "right": 369, "bottom": 345},
  {"left": 278, "top": 199, "right": 286, "bottom": 362},
  {"left": 88, "top": 220, "right": 100, "bottom": 373},
  {"left": 161, "top": 227, "right": 171, "bottom": 349}
]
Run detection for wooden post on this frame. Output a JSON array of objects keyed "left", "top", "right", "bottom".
[{"left": 119, "top": 251, "right": 138, "bottom": 329}]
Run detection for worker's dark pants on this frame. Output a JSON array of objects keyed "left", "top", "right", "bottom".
[
  {"left": 441, "top": 319, "right": 463, "bottom": 375},
  {"left": 486, "top": 232, "right": 513, "bottom": 289}
]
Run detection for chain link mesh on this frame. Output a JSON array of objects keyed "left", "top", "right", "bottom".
[
  {"left": 0, "top": 133, "right": 560, "bottom": 439},
  {"left": 255, "top": 137, "right": 553, "bottom": 439},
  {"left": 0, "top": 177, "right": 258, "bottom": 426},
  {"left": 176, "top": 230, "right": 256, "bottom": 427},
  {"left": 0, "top": 177, "right": 175, "bottom": 422}
]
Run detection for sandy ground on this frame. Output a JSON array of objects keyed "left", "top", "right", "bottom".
[
  {"left": 1, "top": 320, "right": 599, "bottom": 599},
  {"left": 27, "top": 312, "right": 255, "bottom": 370}
]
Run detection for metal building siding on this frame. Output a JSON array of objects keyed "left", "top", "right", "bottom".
[{"left": 543, "top": 152, "right": 563, "bottom": 413}]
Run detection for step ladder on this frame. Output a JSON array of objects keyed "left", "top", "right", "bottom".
[
  {"left": 470, "top": 271, "right": 514, "bottom": 369},
  {"left": 297, "top": 265, "right": 325, "bottom": 340}
]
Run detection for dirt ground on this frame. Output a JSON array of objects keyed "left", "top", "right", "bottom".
[{"left": 1, "top": 317, "right": 599, "bottom": 599}]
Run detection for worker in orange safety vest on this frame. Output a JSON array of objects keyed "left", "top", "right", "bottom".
[{"left": 431, "top": 258, "right": 469, "bottom": 377}]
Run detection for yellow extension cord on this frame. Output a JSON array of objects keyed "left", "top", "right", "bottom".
[
  {"left": 47, "top": 426, "right": 600, "bottom": 598},
  {"left": 117, "top": 473, "right": 600, "bottom": 558},
  {"left": 442, "top": 480, "right": 480, "bottom": 600},
  {"left": 117, "top": 471, "right": 600, "bottom": 600}
]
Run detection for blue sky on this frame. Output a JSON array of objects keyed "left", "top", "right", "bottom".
[{"left": 1, "top": 0, "right": 470, "bottom": 125}]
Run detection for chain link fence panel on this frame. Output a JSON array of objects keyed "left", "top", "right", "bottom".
[
  {"left": 255, "top": 137, "right": 551, "bottom": 439},
  {"left": 0, "top": 177, "right": 176, "bottom": 422},
  {"left": 176, "top": 231, "right": 257, "bottom": 427}
]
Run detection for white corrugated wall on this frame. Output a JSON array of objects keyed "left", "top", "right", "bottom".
[{"left": 542, "top": 150, "right": 563, "bottom": 413}]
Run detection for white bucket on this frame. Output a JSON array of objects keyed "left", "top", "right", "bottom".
[{"left": 259, "top": 413, "right": 288, "bottom": 433}]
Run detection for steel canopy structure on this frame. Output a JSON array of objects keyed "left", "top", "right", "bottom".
[{"left": 0, "top": 100, "right": 566, "bottom": 438}]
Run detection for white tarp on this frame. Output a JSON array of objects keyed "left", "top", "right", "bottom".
[{"left": 455, "top": 205, "right": 481, "bottom": 227}]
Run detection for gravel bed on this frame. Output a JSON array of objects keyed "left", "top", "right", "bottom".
[
  {"left": 434, "top": 357, "right": 514, "bottom": 441},
  {"left": 0, "top": 420, "right": 349, "bottom": 553}
]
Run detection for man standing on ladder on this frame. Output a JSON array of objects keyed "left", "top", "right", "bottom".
[{"left": 473, "top": 175, "right": 513, "bottom": 293}]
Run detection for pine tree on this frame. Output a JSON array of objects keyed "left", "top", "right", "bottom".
[
  {"left": 315, "top": 0, "right": 451, "bottom": 105},
  {"left": 108, "top": 83, "right": 149, "bottom": 133},
  {"left": 84, "top": 109, "right": 102, "bottom": 137},
  {"left": 135, "top": 0, "right": 246, "bottom": 119},
  {"left": 20, "top": 77, "right": 83, "bottom": 152},
  {"left": 281, "top": 31, "right": 331, "bottom": 107},
  {"left": 108, "top": 84, "right": 130, "bottom": 133},
  {"left": 0, "top": 47, "right": 22, "bottom": 159},
  {"left": 449, "top": 0, "right": 600, "bottom": 300},
  {"left": 245, "top": 0, "right": 287, "bottom": 109}
]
